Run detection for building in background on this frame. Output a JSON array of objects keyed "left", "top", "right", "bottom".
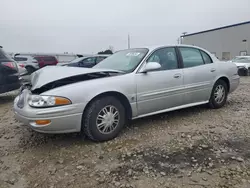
[{"left": 181, "top": 21, "right": 250, "bottom": 60}]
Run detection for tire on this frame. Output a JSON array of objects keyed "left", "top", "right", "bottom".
[
  {"left": 82, "top": 96, "right": 126, "bottom": 142},
  {"left": 25, "top": 66, "right": 36, "bottom": 74},
  {"left": 247, "top": 68, "right": 250, "bottom": 76},
  {"left": 208, "top": 79, "right": 228, "bottom": 109}
]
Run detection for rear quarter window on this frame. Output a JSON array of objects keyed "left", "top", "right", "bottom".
[
  {"left": 200, "top": 51, "right": 213, "bottom": 64},
  {"left": 14, "top": 57, "right": 28, "bottom": 61}
]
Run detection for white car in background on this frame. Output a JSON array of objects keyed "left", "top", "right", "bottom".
[
  {"left": 14, "top": 55, "right": 39, "bottom": 74},
  {"left": 229, "top": 56, "right": 250, "bottom": 76}
]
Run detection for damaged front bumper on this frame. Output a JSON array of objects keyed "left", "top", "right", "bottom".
[{"left": 13, "top": 89, "right": 84, "bottom": 134}]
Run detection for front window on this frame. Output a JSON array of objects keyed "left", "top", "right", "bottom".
[
  {"left": 96, "top": 56, "right": 107, "bottom": 63},
  {"left": 94, "top": 48, "right": 148, "bottom": 73},
  {"left": 82, "top": 57, "right": 96, "bottom": 65},
  {"left": 147, "top": 47, "right": 178, "bottom": 70}
]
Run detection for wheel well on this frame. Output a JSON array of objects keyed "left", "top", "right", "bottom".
[
  {"left": 83, "top": 91, "right": 133, "bottom": 120},
  {"left": 218, "top": 77, "right": 230, "bottom": 91}
]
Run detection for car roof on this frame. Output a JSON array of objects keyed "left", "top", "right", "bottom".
[
  {"left": 142, "top": 44, "right": 205, "bottom": 51},
  {"left": 118, "top": 44, "right": 211, "bottom": 55}
]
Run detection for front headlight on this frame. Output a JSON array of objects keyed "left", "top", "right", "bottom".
[{"left": 28, "top": 95, "right": 71, "bottom": 108}]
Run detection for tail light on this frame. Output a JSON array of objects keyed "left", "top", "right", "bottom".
[
  {"left": 19, "top": 64, "right": 25, "bottom": 68},
  {"left": 2, "top": 62, "right": 15, "bottom": 69}
]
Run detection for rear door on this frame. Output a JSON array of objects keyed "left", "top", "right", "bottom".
[{"left": 178, "top": 47, "right": 217, "bottom": 104}]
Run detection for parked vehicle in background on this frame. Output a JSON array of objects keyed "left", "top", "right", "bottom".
[
  {"left": 11, "top": 53, "right": 81, "bottom": 64},
  {"left": 33, "top": 55, "right": 58, "bottom": 68},
  {"left": 14, "top": 55, "right": 58, "bottom": 73},
  {"left": 0, "top": 46, "right": 20, "bottom": 94},
  {"left": 229, "top": 56, "right": 250, "bottom": 76},
  {"left": 14, "top": 45, "right": 239, "bottom": 142},
  {"left": 62, "top": 55, "right": 110, "bottom": 67},
  {"left": 14, "top": 55, "right": 39, "bottom": 74},
  {"left": 17, "top": 64, "right": 27, "bottom": 75}
]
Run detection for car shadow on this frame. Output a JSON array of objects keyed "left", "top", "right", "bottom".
[
  {"left": 18, "top": 104, "right": 210, "bottom": 149},
  {"left": 0, "top": 94, "right": 17, "bottom": 105},
  {"left": 128, "top": 104, "right": 209, "bottom": 129}
]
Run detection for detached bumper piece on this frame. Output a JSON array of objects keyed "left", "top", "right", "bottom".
[{"left": 237, "top": 67, "right": 249, "bottom": 76}]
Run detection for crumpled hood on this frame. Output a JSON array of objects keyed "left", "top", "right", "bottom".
[
  {"left": 235, "top": 62, "right": 250, "bottom": 68},
  {"left": 30, "top": 66, "right": 121, "bottom": 90}
]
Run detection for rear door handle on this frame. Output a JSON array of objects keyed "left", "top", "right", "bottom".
[
  {"left": 173, "top": 73, "right": 181, "bottom": 78},
  {"left": 210, "top": 68, "right": 216, "bottom": 72}
]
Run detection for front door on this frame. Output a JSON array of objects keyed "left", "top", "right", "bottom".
[
  {"left": 136, "top": 47, "right": 184, "bottom": 116},
  {"left": 178, "top": 47, "right": 217, "bottom": 104}
]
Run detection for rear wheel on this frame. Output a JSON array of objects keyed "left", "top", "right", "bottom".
[
  {"left": 82, "top": 96, "right": 126, "bottom": 142},
  {"left": 208, "top": 79, "right": 228, "bottom": 109}
]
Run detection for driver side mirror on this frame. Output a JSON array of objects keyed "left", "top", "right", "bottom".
[{"left": 140, "top": 62, "right": 161, "bottom": 73}]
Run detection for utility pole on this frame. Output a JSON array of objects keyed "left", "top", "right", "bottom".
[
  {"left": 242, "top": 39, "right": 248, "bottom": 54},
  {"left": 177, "top": 38, "right": 180, "bottom": 44},
  {"left": 128, "top": 34, "right": 130, "bottom": 49}
]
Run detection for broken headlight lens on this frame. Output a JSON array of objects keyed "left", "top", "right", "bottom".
[{"left": 28, "top": 95, "right": 71, "bottom": 108}]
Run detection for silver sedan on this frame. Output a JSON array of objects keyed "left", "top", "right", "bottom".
[{"left": 14, "top": 45, "right": 240, "bottom": 141}]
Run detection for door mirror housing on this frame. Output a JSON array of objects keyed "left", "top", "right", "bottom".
[{"left": 140, "top": 62, "right": 161, "bottom": 73}]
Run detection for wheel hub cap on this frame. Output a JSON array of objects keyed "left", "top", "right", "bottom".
[
  {"left": 214, "top": 85, "right": 225, "bottom": 104},
  {"left": 96, "top": 105, "right": 120, "bottom": 134}
]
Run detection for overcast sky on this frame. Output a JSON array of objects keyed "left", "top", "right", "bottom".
[{"left": 0, "top": 0, "right": 249, "bottom": 54}]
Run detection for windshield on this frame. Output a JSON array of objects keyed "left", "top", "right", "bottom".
[
  {"left": 69, "top": 57, "right": 85, "bottom": 64},
  {"left": 232, "top": 57, "right": 250, "bottom": 63},
  {"left": 94, "top": 48, "right": 149, "bottom": 72}
]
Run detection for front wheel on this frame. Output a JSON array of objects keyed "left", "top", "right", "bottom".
[
  {"left": 208, "top": 80, "right": 228, "bottom": 109},
  {"left": 82, "top": 96, "right": 126, "bottom": 142}
]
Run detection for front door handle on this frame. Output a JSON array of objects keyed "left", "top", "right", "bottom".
[
  {"left": 173, "top": 74, "right": 181, "bottom": 78},
  {"left": 210, "top": 68, "right": 216, "bottom": 72}
]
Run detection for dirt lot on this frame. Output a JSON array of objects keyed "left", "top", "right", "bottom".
[{"left": 0, "top": 77, "right": 250, "bottom": 188}]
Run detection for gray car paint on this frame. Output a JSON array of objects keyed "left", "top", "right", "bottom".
[{"left": 14, "top": 45, "right": 240, "bottom": 134}]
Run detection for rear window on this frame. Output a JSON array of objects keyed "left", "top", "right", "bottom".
[
  {"left": 0, "top": 48, "right": 13, "bottom": 61},
  {"left": 14, "top": 57, "right": 28, "bottom": 61}
]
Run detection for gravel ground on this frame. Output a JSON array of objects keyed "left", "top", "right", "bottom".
[{"left": 0, "top": 77, "right": 250, "bottom": 188}]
